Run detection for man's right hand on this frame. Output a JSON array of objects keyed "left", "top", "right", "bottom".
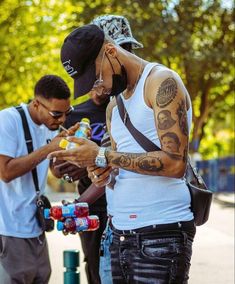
[{"left": 50, "top": 160, "right": 87, "bottom": 181}]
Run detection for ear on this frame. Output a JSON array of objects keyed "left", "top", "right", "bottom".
[
  {"left": 104, "top": 43, "right": 117, "bottom": 58},
  {"left": 32, "top": 98, "right": 39, "bottom": 110}
]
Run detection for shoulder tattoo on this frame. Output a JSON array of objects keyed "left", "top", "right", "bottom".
[{"left": 156, "top": 78, "right": 177, "bottom": 108}]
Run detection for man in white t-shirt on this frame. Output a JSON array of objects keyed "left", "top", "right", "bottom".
[{"left": 0, "top": 75, "right": 76, "bottom": 284}]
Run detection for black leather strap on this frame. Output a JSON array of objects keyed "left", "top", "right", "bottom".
[
  {"left": 15, "top": 106, "right": 40, "bottom": 193},
  {"left": 116, "top": 95, "right": 161, "bottom": 152}
]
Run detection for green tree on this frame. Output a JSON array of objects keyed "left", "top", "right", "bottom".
[{"left": 0, "top": 0, "right": 233, "bottom": 158}]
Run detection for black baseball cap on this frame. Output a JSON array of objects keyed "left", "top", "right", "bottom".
[{"left": 61, "top": 24, "right": 105, "bottom": 98}]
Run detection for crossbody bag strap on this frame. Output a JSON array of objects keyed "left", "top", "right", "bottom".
[
  {"left": 116, "top": 95, "right": 161, "bottom": 152},
  {"left": 15, "top": 106, "right": 40, "bottom": 194}
]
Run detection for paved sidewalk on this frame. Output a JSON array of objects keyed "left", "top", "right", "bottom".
[{"left": 214, "top": 192, "right": 235, "bottom": 206}]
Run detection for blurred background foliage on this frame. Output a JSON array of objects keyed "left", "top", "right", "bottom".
[{"left": 0, "top": 0, "right": 234, "bottom": 159}]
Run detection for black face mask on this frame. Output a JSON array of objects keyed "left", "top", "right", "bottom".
[
  {"left": 109, "top": 65, "right": 128, "bottom": 97},
  {"left": 106, "top": 55, "right": 128, "bottom": 97}
]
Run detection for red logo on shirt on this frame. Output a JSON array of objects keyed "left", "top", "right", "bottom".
[{"left": 129, "top": 214, "right": 137, "bottom": 219}]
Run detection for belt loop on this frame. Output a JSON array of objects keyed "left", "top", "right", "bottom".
[
  {"left": 182, "top": 231, "right": 188, "bottom": 245},
  {"left": 136, "top": 233, "right": 141, "bottom": 249},
  {"left": 37, "top": 236, "right": 43, "bottom": 245},
  {"left": 178, "top": 222, "right": 182, "bottom": 229}
]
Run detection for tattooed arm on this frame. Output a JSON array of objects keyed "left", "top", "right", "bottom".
[{"left": 105, "top": 68, "right": 189, "bottom": 178}]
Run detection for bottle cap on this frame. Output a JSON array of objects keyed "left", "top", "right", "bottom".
[
  {"left": 74, "top": 202, "right": 88, "bottom": 207},
  {"left": 81, "top": 118, "right": 90, "bottom": 124},
  {"left": 44, "top": 208, "right": 50, "bottom": 219},
  {"left": 59, "top": 139, "right": 69, "bottom": 149},
  {"left": 57, "top": 221, "right": 64, "bottom": 231}
]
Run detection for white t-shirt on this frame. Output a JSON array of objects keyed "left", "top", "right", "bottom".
[{"left": 0, "top": 103, "right": 55, "bottom": 238}]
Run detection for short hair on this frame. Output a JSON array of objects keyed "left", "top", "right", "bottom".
[{"left": 34, "top": 75, "right": 70, "bottom": 99}]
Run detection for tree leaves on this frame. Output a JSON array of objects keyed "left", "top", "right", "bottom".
[{"left": 0, "top": 0, "right": 233, "bottom": 157}]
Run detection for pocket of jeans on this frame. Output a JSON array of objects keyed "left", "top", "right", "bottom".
[
  {"left": 141, "top": 237, "right": 184, "bottom": 260},
  {"left": 0, "top": 235, "right": 7, "bottom": 258}
]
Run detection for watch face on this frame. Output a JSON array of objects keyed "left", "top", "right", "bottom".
[{"left": 95, "top": 157, "right": 107, "bottom": 168}]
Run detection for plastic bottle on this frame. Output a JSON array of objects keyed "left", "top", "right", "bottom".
[
  {"left": 59, "top": 138, "right": 78, "bottom": 150},
  {"left": 59, "top": 118, "right": 91, "bottom": 150},
  {"left": 75, "top": 118, "right": 91, "bottom": 139},
  {"left": 57, "top": 216, "right": 100, "bottom": 233},
  {"left": 44, "top": 203, "right": 89, "bottom": 220}
]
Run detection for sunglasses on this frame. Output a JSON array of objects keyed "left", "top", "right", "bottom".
[
  {"left": 93, "top": 51, "right": 106, "bottom": 89},
  {"left": 38, "top": 100, "right": 74, "bottom": 119}
]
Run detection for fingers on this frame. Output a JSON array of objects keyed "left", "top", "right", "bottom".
[
  {"left": 54, "top": 161, "right": 73, "bottom": 172},
  {"left": 67, "top": 136, "right": 89, "bottom": 145},
  {"left": 92, "top": 174, "right": 112, "bottom": 188},
  {"left": 67, "top": 123, "right": 80, "bottom": 135},
  {"left": 47, "top": 150, "right": 71, "bottom": 160},
  {"left": 88, "top": 166, "right": 111, "bottom": 184},
  {"left": 68, "top": 168, "right": 87, "bottom": 181}
]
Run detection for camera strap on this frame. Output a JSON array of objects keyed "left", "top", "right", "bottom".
[{"left": 15, "top": 106, "right": 40, "bottom": 194}]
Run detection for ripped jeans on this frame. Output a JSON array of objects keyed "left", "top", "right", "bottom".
[{"left": 110, "top": 221, "right": 196, "bottom": 284}]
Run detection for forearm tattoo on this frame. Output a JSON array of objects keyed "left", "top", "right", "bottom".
[
  {"left": 138, "top": 156, "right": 164, "bottom": 172},
  {"left": 176, "top": 100, "right": 188, "bottom": 136},
  {"left": 107, "top": 151, "right": 164, "bottom": 173},
  {"left": 112, "top": 154, "right": 132, "bottom": 168},
  {"left": 157, "top": 110, "right": 176, "bottom": 130},
  {"left": 156, "top": 78, "right": 177, "bottom": 108}
]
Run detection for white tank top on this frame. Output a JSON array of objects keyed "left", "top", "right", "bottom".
[{"left": 111, "top": 63, "right": 193, "bottom": 230}]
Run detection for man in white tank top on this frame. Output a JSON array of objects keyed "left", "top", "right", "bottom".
[{"left": 50, "top": 24, "right": 196, "bottom": 283}]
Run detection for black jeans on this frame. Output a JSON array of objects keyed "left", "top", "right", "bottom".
[
  {"left": 110, "top": 221, "right": 196, "bottom": 284},
  {"left": 79, "top": 211, "right": 107, "bottom": 284}
]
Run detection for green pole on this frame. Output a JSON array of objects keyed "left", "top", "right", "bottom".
[{"left": 63, "top": 250, "right": 80, "bottom": 284}]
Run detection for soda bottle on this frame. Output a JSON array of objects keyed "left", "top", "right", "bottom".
[
  {"left": 57, "top": 216, "right": 100, "bottom": 233},
  {"left": 44, "top": 203, "right": 89, "bottom": 220},
  {"left": 75, "top": 118, "right": 91, "bottom": 139},
  {"left": 59, "top": 118, "right": 91, "bottom": 150},
  {"left": 59, "top": 138, "right": 78, "bottom": 150}
]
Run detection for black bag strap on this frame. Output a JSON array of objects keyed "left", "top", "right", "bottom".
[
  {"left": 15, "top": 106, "right": 40, "bottom": 194},
  {"left": 116, "top": 95, "right": 161, "bottom": 152}
]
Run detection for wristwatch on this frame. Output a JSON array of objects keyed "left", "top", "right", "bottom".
[{"left": 95, "top": 147, "right": 107, "bottom": 168}]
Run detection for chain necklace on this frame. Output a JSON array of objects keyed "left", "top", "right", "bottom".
[{"left": 123, "top": 60, "right": 144, "bottom": 124}]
